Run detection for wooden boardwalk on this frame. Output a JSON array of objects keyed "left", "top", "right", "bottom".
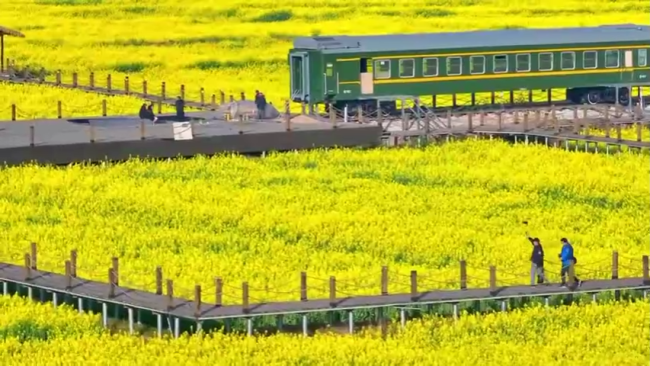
[{"left": 2, "top": 260, "right": 649, "bottom": 322}]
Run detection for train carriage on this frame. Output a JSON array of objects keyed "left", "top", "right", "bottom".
[{"left": 288, "top": 24, "right": 650, "bottom": 114}]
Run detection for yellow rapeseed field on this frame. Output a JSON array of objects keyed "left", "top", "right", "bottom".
[
  {"left": 0, "top": 140, "right": 647, "bottom": 301},
  {"left": 0, "top": 294, "right": 648, "bottom": 365},
  {"left": 0, "top": 0, "right": 649, "bottom": 118}
]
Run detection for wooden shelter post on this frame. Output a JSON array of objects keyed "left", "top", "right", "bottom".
[{"left": 0, "top": 26, "right": 26, "bottom": 73}]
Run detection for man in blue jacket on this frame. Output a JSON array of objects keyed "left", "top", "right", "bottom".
[{"left": 559, "top": 238, "right": 582, "bottom": 287}]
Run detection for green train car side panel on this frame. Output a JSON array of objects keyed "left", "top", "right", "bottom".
[{"left": 308, "top": 48, "right": 649, "bottom": 103}]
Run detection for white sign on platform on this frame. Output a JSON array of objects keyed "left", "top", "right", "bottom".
[{"left": 172, "top": 122, "right": 193, "bottom": 141}]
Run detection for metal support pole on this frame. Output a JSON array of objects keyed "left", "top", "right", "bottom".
[
  {"left": 348, "top": 311, "right": 354, "bottom": 334},
  {"left": 174, "top": 318, "right": 180, "bottom": 338},
  {"left": 400, "top": 308, "right": 406, "bottom": 329},
  {"left": 128, "top": 307, "right": 134, "bottom": 334},
  {"left": 102, "top": 302, "right": 108, "bottom": 327},
  {"left": 302, "top": 314, "right": 308, "bottom": 337},
  {"left": 452, "top": 303, "right": 458, "bottom": 320},
  {"left": 157, "top": 314, "right": 163, "bottom": 337},
  {"left": 501, "top": 300, "right": 507, "bottom": 312},
  {"left": 52, "top": 292, "right": 58, "bottom": 308},
  {"left": 247, "top": 318, "right": 253, "bottom": 336},
  {"left": 77, "top": 297, "right": 83, "bottom": 313}
]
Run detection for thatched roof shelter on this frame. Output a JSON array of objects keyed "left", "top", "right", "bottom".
[{"left": 0, "top": 25, "right": 25, "bottom": 72}]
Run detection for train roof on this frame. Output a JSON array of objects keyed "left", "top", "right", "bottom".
[{"left": 293, "top": 24, "right": 650, "bottom": 54}]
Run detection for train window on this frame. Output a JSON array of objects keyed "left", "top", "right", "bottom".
[
  {"left": 638, "top": 49, "right": 647, "bottom": 67},
  {"left": 399, "top": 59, "right": 415, "bottom": 78},
  {"left": 561, "top": 52, "right": 575, "bottom": 70},
  {"left": 446, "top": 57, "right": 462, "bottom": 75},
  {"left": 470, "top": 56, "right": 485, "bottom": 74},
  {"left": 583, "top": 51, "right": 597, "bottom": 69},
  {"left": 493, "top": 55, "right": 508, "bottom": 73},
  {"left": 423, "top": 58, "right": 438, "bottom": 77},
  {"left": 374, "top": 60, "right": 391, "bottom": 79},
  {"left": 516, "top": 54, "right": 530, "bottom": 72},
  {"left": 604, "top": 50, "right": 619, "bottom": 68},
  {"left": 538, "top": 53, "right": 553, "bottom": 71}
]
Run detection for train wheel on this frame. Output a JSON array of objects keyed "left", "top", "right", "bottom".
[
  {"left": 618, "top": 87, "right": 630, "bottom": 105},
  {"left": 586, "top": 90, "right": 601, "bottom": 105}
]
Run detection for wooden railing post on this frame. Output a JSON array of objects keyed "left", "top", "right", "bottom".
[
  {"left": 612, "top": 251, "right": 619, "bottom": 280},
  {"left": 215, "top": 277, "right": 222, "bottom": 306},
  {"left": 72, "top": 72, "right": 78, "bottom": 88},
  {"left": 11, "top": 104, "right": 16, "bottom": 121},
  {"left": 102, "top": 99, "right": 107, "bottom": 117},
  {"left": 89, "top": 72, "right": 94, "bottom": 89},
  {"left": 124, "top": 76, "right": 130, "bottom": 95},
  {"left": 490, "top": 265, "right": 496, "bottom": 292},
  {"left": 57, "top": 101, "right": 62, "bottom": 119},
  {"left": 467, "top": 112, "right": 473, "bottom": 132},
  {"left": 65, "top": 260, "right": 72, "bottom": 289},
  {"left": 161, "top": 82, "right": 166, "bottom": 99},
  {"left": 30, "top": 243, "right": 37, "bottom": 270},
  {"left": 460, "top": 260, "right": 467, "bottom": 289},
  {"left": 166, "top": 279, "right": 173, "bottom": 310},
  {"left": 140, "top": 119, "right": 145, "bottom": 140},
  {"left": 108, "top": 268, "right": 115, "bottom": 298},
  {"left": 55, "top": 70, "right": 61, "bottom": 85},
  {"left": 285, "top": 100, "right": 291, "bottom": 132},
  {"left": 142, "top": 80, "right": 147, "bottom": 97},
  {"left": 24, "top": 253, "right": 31, "bottom": 280},
  {"left": 300, "top": 272, "right": 307, "bottom": 301},
  {"left": 106, "top": 74, "right": 112, "bottom": 92},
  {"left": 497, "top": 112, "right": 503, "bottom": 131},
  {"left": 29, "top": 125, "right": 34, "bottom": 147},
  {"left": 410, "top": 270, "right": 417, "bottom": 300},
  {"left": 643, "top": 256, "right": 649, "bottom": 284},
  {"left": 329, "top": 276, "right": 336, "bottom": 307},
  {"left": 229, "top": 94, "right": 234, "bottom": 103},
  {"left": 200, "top": 88, "right": 205, "bottom": 106},
  {"left": 220, "top": 91, "right": 225, "bottom": 105},
  {"left": 242, "top": 282, "right": 249, "bottom": 313},
  {"left": 211, "top": 94, "right": 216, "bottom": 108},
  {"left": 240, "top": 91, "right": 245, "bottom": 101},
  {"left": 155, "top": 266, "right": 163, "bottom": 295},
  {"left": 112, "top": 257, "right": 119, "bottom": 286},
  {"left": 180, "top": 84, "right": 185, "bottom": 100},
  {"left": 194, "top": 285, "right": 202, "bottom": 317},
  {"left": 381, "top": 266, "right": 388, "bottom": 295},
  {"left": 70, "top": 249, "right": 77, "bottom": 278},
  {"left": 636, "top": 122, "right": 642, "bottom": 142}
]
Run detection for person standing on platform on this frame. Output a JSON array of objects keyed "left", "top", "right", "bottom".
[
  {"left": 175, "top": 96, "right": 185, "bottom": 120},
  {"left": 138, "top": 103, "right": 147, "bottom": 121},
  {"left": 559, "top": 238, "right": 582, "bottom": 288},
  {"left": 526, "top": 235, "right": 546, "bottom": 285}
]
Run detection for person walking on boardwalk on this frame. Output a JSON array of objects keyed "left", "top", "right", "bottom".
[
  {"left": 526, "top": 234, "right": 546, "bottom": 285},
  {"left": 175, "top": 96, "right": 185, "bottom": 120},
  {"left": 559, "top": 238, "right": 582, "bottom": 288}
]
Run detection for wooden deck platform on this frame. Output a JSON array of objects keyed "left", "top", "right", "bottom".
[{"left": 0, "top": 112, "right": 382, "bottom": 166}]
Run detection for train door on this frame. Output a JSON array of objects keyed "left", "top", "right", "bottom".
[
  {"left": 623, "top": 49, "right": 634, "bottom": 83},
  {"left": 360, "top": 58, "right": 374, "bottom": 95},
  {"left": 290, "top": 52, "right": 309, "bottom": 101}
]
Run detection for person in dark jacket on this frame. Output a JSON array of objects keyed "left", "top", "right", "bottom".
[
  {"left": 138, "top": 103, "right": 147, "bottom": 120},
  {"left": 175, "top": 96, "right": 185, "bottom": 120},
  {"left": 527, "top": 235, "right": 546, "bottom": 285},
  {"left": 559, "top": 238, "right": 582, "bottom": 288},
  {"left": 146, "top": 103, "right": 158, "bottom": 124}
]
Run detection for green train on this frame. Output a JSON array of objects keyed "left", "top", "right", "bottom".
[{"left": 288, "top": 24, "right": 649, "bottom": 114}]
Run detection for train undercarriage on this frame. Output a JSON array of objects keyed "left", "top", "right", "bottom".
[{"left": 325, "top": 86, "right": 639, "bottom": 118}]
